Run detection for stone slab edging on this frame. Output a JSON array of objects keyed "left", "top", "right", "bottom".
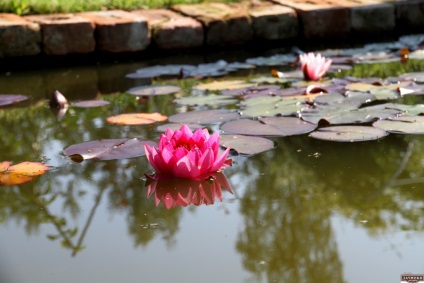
[{"left": 0, "top": 0, "right": 423, "bottom": 59}]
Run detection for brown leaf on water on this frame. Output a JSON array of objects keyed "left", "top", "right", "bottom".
[
  {"left": 106, "top": 112, "right": 168, "bottom": 125},
  {"left": 0, "top": 161, "right": 51, "bottom": 186}
]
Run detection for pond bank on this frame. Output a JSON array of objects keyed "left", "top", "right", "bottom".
[{"left": 0, "top": 0, "right": 423, "bottom": 71}]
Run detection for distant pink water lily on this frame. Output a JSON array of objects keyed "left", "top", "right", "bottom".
[
  {"left": 144, "top": 125, "right": 232, "bottom": 180},
  {"left": 299, "top": 52, "right": 332, "bottom": 81}
]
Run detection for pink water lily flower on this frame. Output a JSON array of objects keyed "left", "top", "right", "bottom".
[
  {"left": 144, "top": 125, "right": 232, "bottom": 180},
  {"left": 299, "top": 52, "right": 332, "bottom": 81}
]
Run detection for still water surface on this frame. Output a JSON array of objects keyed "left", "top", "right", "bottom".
[{"left": 1, "top": 47, "right": 424, "bottom": 283}]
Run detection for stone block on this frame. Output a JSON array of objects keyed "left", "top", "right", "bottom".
[
  {"left": 244, "top": 2, "right": 298, "bottom": 40},
  {"left": 394, "top": 0, "right": 424, "bottom": 32},
  {"left": 132, "top": 9, "right": 203, "bottom": 49},
  {"left": 78, "top": 10, "right": 150, "bottom": 52},
  {"left": 25, "top": 13, "right": 95, "bottom": 55},
  {"left": 272, "top": 0, "right": 350, "bottom": 39},
  {"left": 0, "top": 13, "right": 41, "bottom": 58},
  {"left": 172, "top": 3, "right": 253, "bottom": 46},
  {"left": 350, "top": 3, "right": 395, "bottom": 35}
]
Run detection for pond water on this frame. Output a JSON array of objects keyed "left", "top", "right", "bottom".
[{"left": 2, "top": 36, "right": 424, "bottom": 283}]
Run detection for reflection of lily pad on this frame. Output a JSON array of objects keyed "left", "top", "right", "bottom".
[
  {"left": 373, "top": 116, "right": 424, "bottom": 134},
  {"left": 309, "top": 126, "right": 388, "bottom": 142},
  {"left": 220, "top": 135, "right": 275, "bottom": 155},
  {"left": 73, "top": 100, "right": 111, "bottom": 108},
  {"left": 126, "top": 85, "right": 182, "bottom": 96},
  {"left": 63, "top": 139, "right": 157, "bottom": 161},
  {"left": 169, "top": 109, "right": 239, "bottom": 124},
  {"left": 221, "top": 117, "right": 316, "bottom": 136},
  {"left": 0, "top": 94, "right": 29, "bottom": 107},
  {"left": 174, "top": 94, "right": 237, "bottom": 106}
]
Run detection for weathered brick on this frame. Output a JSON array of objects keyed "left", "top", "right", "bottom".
[
  {"left": 25, "top": 13, "right": 95, "bottom": 55},
  {"left": 272, "top": 0, "right": 350, "bottom": 39},
  {"left": 132, "top": 9, "right": 203, "bottom": 49},
  {"left": 78, "top": 10, "right": 150, "bottom": 52},
  {"left": 244, "top": 2, "right": 298, "bottom": 40},
  {"left": 394, "top": 0, "right": 424, "bottom": 32},
  {"left": 0, "top": 13, "right": 40, "bottom": 57},
  {"left": 172, "top": 3, "right": 253, "bottom": 46},
  {"left": 350, "top": 3, "right": 395, "bottom": 35}
]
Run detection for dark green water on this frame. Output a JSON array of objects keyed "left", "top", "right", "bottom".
[{"left": 1, "top": 46, "right": 424, "bottom": 283}]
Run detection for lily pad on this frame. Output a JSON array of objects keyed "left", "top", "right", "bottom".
[
  {"left": 73, "top": 100, "right": 111, "bottom": 108},
  {"left": 169, "top": 109, "right": 239, "bottom": 124},
  {"left": 63, "top": 138, "right": 157, "bottom": 161},
  {"left": 309, "top": 126, "right": 388, "bottom": 142},
  {"left": 0, "top": 161, "right": 51, "bottom": 186},
  {"left": 373, "top": 116, "right": 424, "bottom": 134},
  {"left": 156, "top": 123, "right": 203, "bottom": 132},
  {"left": 126, "top": 64, "right": 196, "bottom": 79},
  {"left": 0, "top": 94, "right": 29, "bottom": 107},
  {"left": 221, "top": 117, "right": 316, "bottom": 136},
  {"left": 240, "top": 97, "right": 304, "bottom": 118},
  {"left": 194, "top": 80, "right": 256, "bottom": 91},
  {"left": 126, "top": 85, "right": 182, "bottom": 96},
  {"left": 106, "top": 112, "right": 168, "bottom": 125},
  {"left": 174, "top": 94, "right": 237, "bottom": 107},
  {"left": 220, "top": 135, "right": 275, "bottom": 155}
]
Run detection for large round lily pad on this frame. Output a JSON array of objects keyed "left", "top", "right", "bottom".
[
  {"left": 221, "top": 117, "right": 316, "bottom": 136},
  {"left": 73, "top": 100, "right": 111, "bottom": 108},
  {"left": 169, "top": 109, "right": 239, "bottom": 124},
  {"left": 63, "top": 138, "right": 157, "bottom": 161},
  {"left": 373, "top": 116, "right": 424, "bottom": 134},
  {"left": 220, "top": 135, "right": 275, "bottom": 155},
  {"left": 174, "top": 94, "right": 237, "bottom": 107},
  {"left": 126, "top": 85, "right": 182, "bottom": 96},
  {"left": 0, "top": 94, "right": 29, "bottom": 107},
  {"left": 309, "top": 126, "right": 388, "bottom": 142},
  {"left": 106, "top": 113, "right": 168, "bottom": 125}
]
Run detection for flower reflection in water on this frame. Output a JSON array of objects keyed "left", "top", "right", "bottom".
[{"left": 146, "top": 172, "right": 232, "bottom": 209}]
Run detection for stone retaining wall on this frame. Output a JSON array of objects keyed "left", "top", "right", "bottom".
[{"left": 0, "top": 0, "right": 423, "bottom": 58}]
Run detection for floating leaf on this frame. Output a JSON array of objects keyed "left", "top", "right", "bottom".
[
  {"left": 0, "top": 161, "right": 51, "bottom": 186},
  {"left": 73, "top": 100, "right": 111, "bottom": 108},
  {"left": 193, "top": 80, "right": 255, "bottom": 91},
  {"left": 373, "top": 116, "right": 424, "bottom": 134},
  {"left": 245, "top": 54, "right": 296, "bottom": 66},
  {"left": 384, "top": 103, "right": 424, "bottom": 115},
  {"left": 0, "top": 94, "right": 29, "bottom": 107},
  {"left": 240, "top": 97, "right": 304, "bottom": 118},
  {"left": 169, "top": 109, "right": 239, "bottom": 124},
  {"left": 345, "top": 83, "right": 381, "bottom": 92},
  {"left": 156, "top": 123, "right": 203, "bottom": 132},
  {"left": 126, "top": 85, "right": 182, "bottom": 96},
  {"left": 309, "top": 126, "right": 388, "bottom": 142},
  {"left": 220, "top": 135, "right": 275, "bottom": 155},
  {"left": 221, "top": 117, "right": 316, "bottom": 136},
  {"left": 63, "top": 139, "right": 157, "bottom": 161},
  {"left": 106, "top": 112, "right": 167, "bottom": 125},
  {"left": 126, "top": 64, "right": 196, "bottom": 79},
  {"left": 174, "top": 94, "right": 237, "bottom": 107}
]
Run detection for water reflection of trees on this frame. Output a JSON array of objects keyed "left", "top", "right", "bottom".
[{"left": 233, "top": 134, "right": 424, "bottom": 282}]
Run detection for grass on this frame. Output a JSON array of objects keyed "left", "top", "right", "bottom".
[{"left": 0, "top": 0, "right": 235, "bottom": 15}]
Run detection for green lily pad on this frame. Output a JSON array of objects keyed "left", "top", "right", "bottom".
[
  {"left": 194, "top": 80, "right": 256, "bottom": 91},
  {"left": 169, "top": 109, "right": 239, "bottom": 124},
  {"left": 220, "top": 135, "right": 275, "bottom": 155},
  {"left": 309, "top": 126, "right": 388, "bottom": 142},
  {"left": 240, "top": 97, "right": 304, "bottom": 118},
  {"left": 126, "top": 85, "right": 182, "bottom": 96},
  {"left": 221, "top": 117, "right": 316, "bottom": 136},
  {"left": 174, "top": 94, "right": 237, "bottom": 106},
  {"left": 384, "top": 103, "right": 424, "bottom": 115},
  {"left": 373, "top": 116, "right": 424, "bottom": 134}
]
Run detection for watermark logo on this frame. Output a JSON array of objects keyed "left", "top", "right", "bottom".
[{"left": 401, "top": 274, "right": 424, "bottom": 283}]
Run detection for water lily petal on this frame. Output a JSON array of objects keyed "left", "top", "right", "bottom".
[{"left": 210, "top": 147, "right": 231, "bottom": 172}]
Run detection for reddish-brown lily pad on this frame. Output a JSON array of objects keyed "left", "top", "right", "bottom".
[
  {"left": 169, "top": 109, "right": 239, "bottom": 124},
  {"left": 73, "top": 100, "right": 111, "bottom": 108},
  {"left": 63, "top": 139, "right": 157, "bottom": 162},
  {"left": 126, "top": 85, "right": 182, "bottom": 96},
  {"left": 0, "top": 94, "right": 29, "bottom": 107},
  {"left": 309, "top": 126, "right": 388, "bottom": 142},
  {"left": 220, "top": 135, "right": 275, "bottom": 155},
  {"left": 373, "top": 116, "right": 424, "bottom": 134},
  {"left": 221, "top": 117, "right": 317, "bottom": 136}
]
